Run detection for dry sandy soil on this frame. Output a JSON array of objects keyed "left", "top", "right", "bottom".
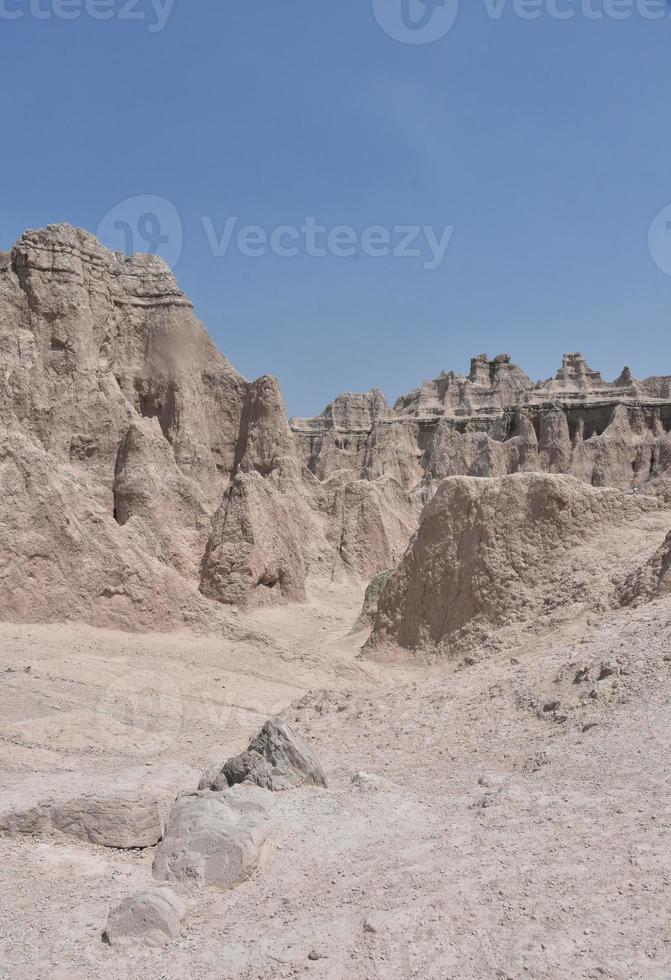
[{"left": 1, "top": 583, "right": 670, "bottom": 980}]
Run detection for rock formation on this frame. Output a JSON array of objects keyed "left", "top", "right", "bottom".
[
  {"left": 103, "top": 888, "right": 187, "bottom": 948},
  {"left": 2, "top": 223, "right": 671, "bottom": 626},
  {"left": 153, "top": 789, "right": 270, "bottom": 889},
  {"left": 292, "top": 352, "right": 671, "bottom": 493},
  {"left": 0, "top": 795, "right": 162, "bottom": 848},
  {"left": 199, "top": 718, "right": 327, "bottom": 793},
  {"left": 0, "top": 225, "right": 248, "bottom": 628},
  {"left": 0, "top": 225, "right": 417, "bottom": 622},
  {"left": 366, "top": 473, "right": 671, "bottom": 659}
]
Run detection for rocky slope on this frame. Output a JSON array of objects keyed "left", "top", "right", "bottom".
[
  {"left": 2, "top": 223, "right": 671, "bottom": 628},
  {"left": 366, "top": 473, "right": 671, "bottom": 660}
]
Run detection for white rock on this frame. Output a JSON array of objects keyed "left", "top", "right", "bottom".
[
  {"left": 103, "top": 888, "right": 186, "bottom": 948},
  {"left": 153, "top": 790, "right": 268, "bottom": 889}
]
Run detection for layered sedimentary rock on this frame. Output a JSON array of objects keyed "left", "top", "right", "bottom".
[
  {"left": 0, "top": 795, "right": 162, "bottom": 849},
  {"left": 291, "top": 352, "right": 671, "bottom": 493},
  {"left": 0, "top": 225, "right": 248, "bottom": 627},
  {"left": 2, "top": 223, "right": 671, "bottom": 626},
  {"left": 197, "top": 372, "right": 419, "bottom": 605},
  {"left": 366, "top": 473, "right": 670, "bottom": 659},
  {"left": 0, "top": 225, "right": 418, "bottom": 622},
  {"left": 0, "top": 226, "right": 246, "bottom": 503},
  {"left": 199, "top": 464, "right": 419, "bottom": 606}
]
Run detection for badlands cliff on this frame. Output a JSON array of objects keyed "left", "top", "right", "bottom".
[
  {"left": 1, "top": 223, "right": 671, "bottom": 634},
  {"left": 366, "top": 472, "right": 671, "bottom": 660},
  {"left": 291, "top": 351, "right": 671, "bottom": 491},
  {"left": 0, "top": 225, "right": 417, "bottom": 626},
  {"left": 2, "top": 224, "right": 671, "bottom": 977}
]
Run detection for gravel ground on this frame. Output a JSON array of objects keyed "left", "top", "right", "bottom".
[{"left": 0, "top": 588, "right": 670, "bottom": 979}]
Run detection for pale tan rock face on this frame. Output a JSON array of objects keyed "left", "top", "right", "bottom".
[
  {"left": 568, "top": 404, "right": 667, "bottom": 489},
  {"left": 324, "top": 475, "right": 420, "bottom": 579},
  {"left": 199, "top": 465, "right": 317, "bottom": 606},
  {"left": 292, "top": 354, "right": 671, "bottom": 494},
  {"left": 619, "top": 530, "right": 671, "bottom": 605},
  {"left": 2, "top": 223, "right": 671, "bottom": 624},
  {"left": 112, "top": 416, "right": 211, "bottom": 578},
  {"left": 0, "top": 225, "right": 423, "bottom": 619},
  {"left": 0, "top": 225, "right": 252, "bottom": 627},
  {"left": 0, "top": 425, "right": 223, "bottom": 629},
  {"left": 0, "top": 795, "right": 162, "bottom": 849},
  {"left": 1, "top": 225, "right": 246, "bottom": 502},
  {"left": 199, "top": 461, "right": 420, "bottom": 607},
  {"left": 366, "top": 473, "right": 669, "bottom": 660}
]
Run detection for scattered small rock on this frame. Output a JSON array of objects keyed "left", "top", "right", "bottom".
[
  {"left": 598, "top": 662, "right": 619, "bottom": 681},
  {"left": 364, "top": 911, "right": 393, "bottom": 934},
  {"left": 475, "top": 789, "right": 507, "bottom": 810},
  {"left": 529, "top": 750, "right": 551, "bottom": 772},
  {"left": 351, "top": 771, "right": 385, "bottom": 792},
  {"left": 478, "top": 774, "right": 507, "bottom": 788}
]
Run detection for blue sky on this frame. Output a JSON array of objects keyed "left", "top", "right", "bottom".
[{"left": 2, "top": 0, "right": 670, "bottom": 416}]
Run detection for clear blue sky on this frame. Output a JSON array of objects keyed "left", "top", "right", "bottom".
[{"left": 2, "top": 0, "right": 670, "bottom": 416}]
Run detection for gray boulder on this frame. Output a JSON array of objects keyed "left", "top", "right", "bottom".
[
  {"left": 103, "top": 888, "right": 186, "bottom": 948},
  {"left": 152, "top": 789, "right": 270, "bottom": 889},
  {"left": 199, "top": 718, "right": 327, "bottom": 793}
]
